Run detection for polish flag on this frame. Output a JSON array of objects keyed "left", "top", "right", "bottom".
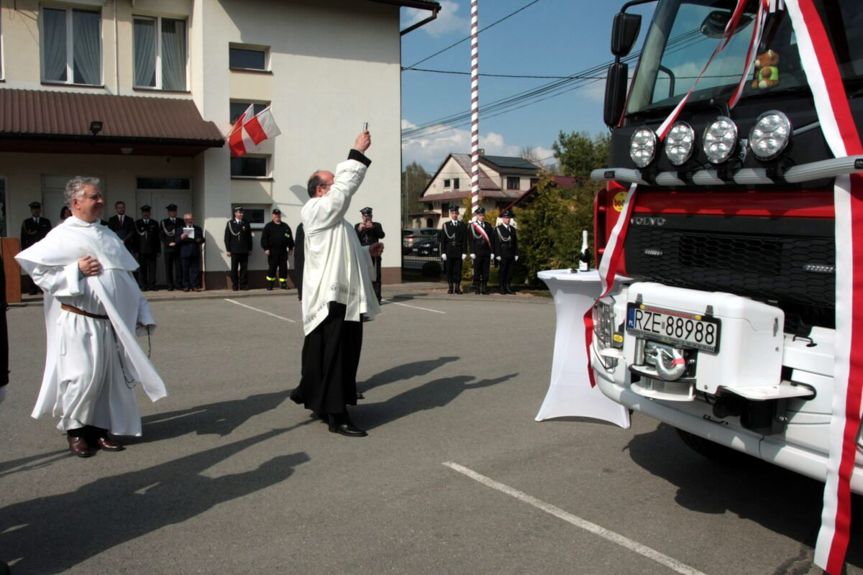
[{"left": 228, "top": 106, "right": 281, "bottom": 157}]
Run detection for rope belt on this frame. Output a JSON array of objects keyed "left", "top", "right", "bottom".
[{"left": 61, "top": 303, "right": 108, "bottom": 320}]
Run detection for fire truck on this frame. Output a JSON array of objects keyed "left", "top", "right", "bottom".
[{"left": 589, "top": 0, "right": 862, "bottom": 492}]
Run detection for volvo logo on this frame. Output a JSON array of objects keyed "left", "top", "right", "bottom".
[{"left": 630, "top": 216, "right": 667, "bottom": 226}]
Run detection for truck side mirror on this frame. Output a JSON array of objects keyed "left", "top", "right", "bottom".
[
  {"left": 604, "top": 62, "right": 629, "bottom": 128},
  {"left": 611, "top": 12, "right": 641, "bottom": 57}
]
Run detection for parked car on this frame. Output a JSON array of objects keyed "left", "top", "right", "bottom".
[{"left": 403, "top": 228, "right": 438, "bottom": 256}]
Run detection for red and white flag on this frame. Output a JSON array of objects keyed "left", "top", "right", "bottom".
[{"left": 228, "top": 105, "right": 281, "bottom": 157}]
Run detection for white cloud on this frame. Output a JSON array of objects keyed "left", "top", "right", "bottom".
[
  {"left": 403, "top": 1, "right": 467, "bottom": 38},
  {"left": 401, "top": 119, "right": 555, "bottom": 172}
]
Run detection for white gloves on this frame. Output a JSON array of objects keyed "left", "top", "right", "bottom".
[
  {"left": 496, "top": 256, "right": 501, "bottom": 261},
  {"left": 470, "top": 253, "right": 476, "bottom": 260},
  {"left": 461, "top": 254, "right": 466, "bottom": 260},
  {"left": 515, "top": 255, "right": 519, "bottom": 262},
  {"left": 441, "top": 254, "right": 447, "bottom": 261}
]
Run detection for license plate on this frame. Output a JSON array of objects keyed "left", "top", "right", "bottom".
[{"left": 626, "top": 303, "right": 721, "bottom": 353}]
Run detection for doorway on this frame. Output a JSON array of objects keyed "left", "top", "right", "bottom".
[{"left": 136, "top": 178, "right": 192, "bottom": 287}]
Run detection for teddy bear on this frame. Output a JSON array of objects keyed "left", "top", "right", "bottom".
[{"left": 752, "top": 49, "right": 780, "bottom": 89}]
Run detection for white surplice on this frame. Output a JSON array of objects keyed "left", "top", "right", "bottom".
[
  {"left": 301, "top": 158, "right": 380, "bottom": 335},
  {"left": 15, "top": 216, "right": 167, "bottom": 435}
]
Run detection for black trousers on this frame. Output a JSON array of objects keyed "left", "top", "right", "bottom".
[
  {"left": 371, "top": 256, "right": 382, "bottom": 302},
  {"left": 499, "top": 256, "right": 515, "bottom": 290},
  {"left": 181, "top": 256, "right": 201, "bottom": 289},
  {"left": 164, "top": 250, "right": 181, "bottom": 289},
  {"left": 230, "top": 253, "right": 249, "bottom": 289},
  {"left": 473, "top": 254, "right": 491, "bottom": 285},
  {"left": 267, "top": 252, "right": 288, "bottom": 281},
  {"left": 297, "top": 303, "right": 363, "bottom": 415},
  {"left": 138, "top": 254, "right": 158, "bottom": 289},
  {"left": 444, "top": 252, "right": 463, "bottom": 284}
]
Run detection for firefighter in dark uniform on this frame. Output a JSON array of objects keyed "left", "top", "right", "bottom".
[
  {"left": 160, "top": 203, "right": 183, "bottom": 291},
  {"left": 439, "top": 205, "right": 467, "bottom": 294},
  {"left": 468, "top": 206, "right": 495, "bottom": 295},
  {"left": 261, "top": 208, "right": 295, "bottom": 290},
  {"left": 20, "top": 201, "right": 52, "bottom": 294},
  {"left": 224, "top": 206, "right": 253, "bottom": 290},
  {"left": 135, "top": 205, "right": 161, "bottom": 291},
  {"left": 495, "top": 209, "right": 519, "bottom": 294},
  {"left": 354, "top": 207, "right": 385, "bottom": 303}
]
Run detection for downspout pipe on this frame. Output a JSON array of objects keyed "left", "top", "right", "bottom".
[{"left": 400, "top": 4, "right": 439, "bottom": 36}]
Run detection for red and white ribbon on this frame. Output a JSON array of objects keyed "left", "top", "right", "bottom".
[{"left": 785, "top": 2, "right": 863, "bottom": 572}]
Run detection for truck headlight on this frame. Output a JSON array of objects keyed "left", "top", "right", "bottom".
[
  {"left": 630, "top": 128, "right": 657, "bottom": 168},
  {"left": 703, "top": 116, "right": 738, "bottom": 164},
  {"left": 664, "top": 122, "right": 695, "bottom": 166},
  {"left": 749, "top": 110, "right": 791, "bottom": 160},
  {"left": 592, "top": 300, "right": 616, "bottom": 349}
]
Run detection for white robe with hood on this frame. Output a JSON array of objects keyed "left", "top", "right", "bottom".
[
  {"left": 15, "top": 216, "right": 167, "bottom": 435},
  {"left": 301, "top": 158, "right": 380, "bottom": 335}
]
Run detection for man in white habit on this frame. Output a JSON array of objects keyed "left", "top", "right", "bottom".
[
  {"left": 15, "top": 177, "right": 167, "bottom": 458},
  {"left": 290, "top": 129, "right": 382, "bottom": 437}
]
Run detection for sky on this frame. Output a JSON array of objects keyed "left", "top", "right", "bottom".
[{"left": 399, "top": 0, "right": 655, "bottom": 172}]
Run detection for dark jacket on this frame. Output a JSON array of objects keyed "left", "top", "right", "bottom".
[
  {"left": 468, "top": 220, "right": 495, "bottom": 256},
  {"left": 294, "top": 223, "right": 304, "bottom": 300},
  {"left": 261, "top": 221, "right": 295, "bottom": 253},
  {"left": 108, "top": 214, "right": 137, "bottom": 253},
  {"left": 20, "top": 217, "right": 52, "bottom": 250},
  {"left": 135, "top": 219, "right": 161, "bottom": 255},
  {"left": 224, "top": 219, "right": 253, "bottom": 254},
  {"left": 494, "top": 224, "right": 519, "bottom": 259},
  {"left": 179, "top": 224, "right": 205, "bottom": 259},
  {"left": 439, "top": 219, "right": 467, "bottom": 257},
  {"left": 160, "top": 217, "right": 183, "bottom": 253},
  {"left": 354, "top": 221, "right": 385, "bottom": 247}
]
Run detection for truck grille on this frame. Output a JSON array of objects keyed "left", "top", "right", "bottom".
[{"left": 624, "top": 215, "right": 835, "bottom": 329}]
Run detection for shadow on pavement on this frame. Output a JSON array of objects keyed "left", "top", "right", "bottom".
[
  {"left": 0, "top": 450, "right": 71, "bottom": 479},
  {"left": 360, "top": 356, "right": 459, "bottom": 394},
  {"left": 141, "top": 390, "right": 291, "bottom": 441},
  {"left": 0, "top": 428, "right": 309, "bottom": 574},
  {"left": 627, "top": 423, "right": 863, "bottom": 573},
  {"left": 360, "top": 373, "right": 516, "bottom": 430}
]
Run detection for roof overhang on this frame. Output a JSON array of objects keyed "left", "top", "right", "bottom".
[{"left": 0, "top": 89, "right": 225, "bottom": 156}]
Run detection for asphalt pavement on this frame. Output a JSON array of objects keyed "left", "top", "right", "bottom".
[{"left": 1, "top": 286, "right": 860, "bottom": 574}]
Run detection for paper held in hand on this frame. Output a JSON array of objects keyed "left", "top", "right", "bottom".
[{"left": 183, "top": 227, "right": 195, "bottom": 239}]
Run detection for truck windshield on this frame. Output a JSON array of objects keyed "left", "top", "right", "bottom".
[{"left": 626, "top": 0, "right": 863, "bottom": 116}]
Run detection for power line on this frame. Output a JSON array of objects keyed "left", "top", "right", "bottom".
[
  {"left": 403, "top": 67, "right": 605, "bottom": 80},
  {"left": 404, "top": 0, "right": 544, "bottom": 70}
]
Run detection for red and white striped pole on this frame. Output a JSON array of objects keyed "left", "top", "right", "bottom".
[{"left": 470, "top": 0, "right": 480, "bottom": 216}]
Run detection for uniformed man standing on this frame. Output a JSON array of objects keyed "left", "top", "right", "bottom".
[
  {"left": 439, "top": 205, "right": 467, "bottom": 294},
  {"left": 261, "top": 208, "right": 295, "bottom": 290},
  {"left": 160, "top": 203, "right": 182, "bottom": 291},
  {"left": 135, "top": 205, "right": 161, "bottom": 291},
  {"left": 20, "top": 201, "right": 52, "bottom": 294},
  {"left": 224, "top": 206, "right": 253, "bottom": 290},
  {"left": 354, "top": 207, "right": 385, "bottom": 303},
  {"left": 495, "top": 209, "right": 519, "bottom": 294},
  {"left": 108, "top": 200, "right": 137, "bottom": 256},
  {"left": 468, "top": 207, "right": 495, "bottom": 295}
]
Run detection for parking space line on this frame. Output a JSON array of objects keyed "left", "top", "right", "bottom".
[
  {"left": 224, "top": 298, "right": 297, "bottom": 323},
  {"left": 389, "top": 301, "right": 446, "bottom": 315},
  {"left": 442, "top": 461, "right": 709, "bottom": 575}
]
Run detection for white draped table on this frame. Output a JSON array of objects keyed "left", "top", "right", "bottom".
[{"left": 535, "top": 269, "right": 630, "bottom": 428}]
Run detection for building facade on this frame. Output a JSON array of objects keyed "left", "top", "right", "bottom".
[
  {"left": 415, "top": 153, "right": 541, "bottom": 228},
  {"left": 0, "top": 0, "right": 438, "bottom": 289}
]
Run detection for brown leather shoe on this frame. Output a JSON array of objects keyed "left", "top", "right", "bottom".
[
  {"left": 67, "top": 436, "right": 95, "bottom": 458},
  {"left": 96, "top": 436, "right": 126, "bottom": 451}
]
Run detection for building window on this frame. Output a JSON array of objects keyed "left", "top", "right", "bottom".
[
  {"left": 443, "top": 179, "right": 451, "bottom": 188},
  {"left": 229, "top": 101, "right": 269, "bottom": 124},
  {"left": 453, "top": 178, "right": 460, "bottom": 190},
  {"left": 231, "top": 156, "right": 269, "bottom": 178},
  {"left": 229, "top": 45, "right": 267, "bottom": 71},
  {"left": 136, "top": 177, "right": 190, "bottom": 190},
  {"left": 231, "top": 204, "right": 267, "bottom": 229},
  {"left": 506, "top": 176, "right": 520, "bottom": 190},
  {"left": 42, "top": 7, "right": 102, "bottom": 85},
  {"left": 133, "top": 16, "right": 187, "bottom": 91}
]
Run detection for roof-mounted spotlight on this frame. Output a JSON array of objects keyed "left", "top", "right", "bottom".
[{"left": 702, "top": 116, "right": 738, "bottom": 164}]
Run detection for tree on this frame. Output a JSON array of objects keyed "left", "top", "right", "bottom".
[
  {"left": 401, "top": 162, "right": 431, "bottom": 226},
  {"left": 552, "top": 131, "right": 610, "bottom": 189}
]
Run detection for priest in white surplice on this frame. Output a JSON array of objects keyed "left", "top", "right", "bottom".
[
  {"left": 16, "top": 177, "right": 167, "bottom": 458},
  {"left": 291, "top": 130, "right": 383, "bottom": 437}
]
